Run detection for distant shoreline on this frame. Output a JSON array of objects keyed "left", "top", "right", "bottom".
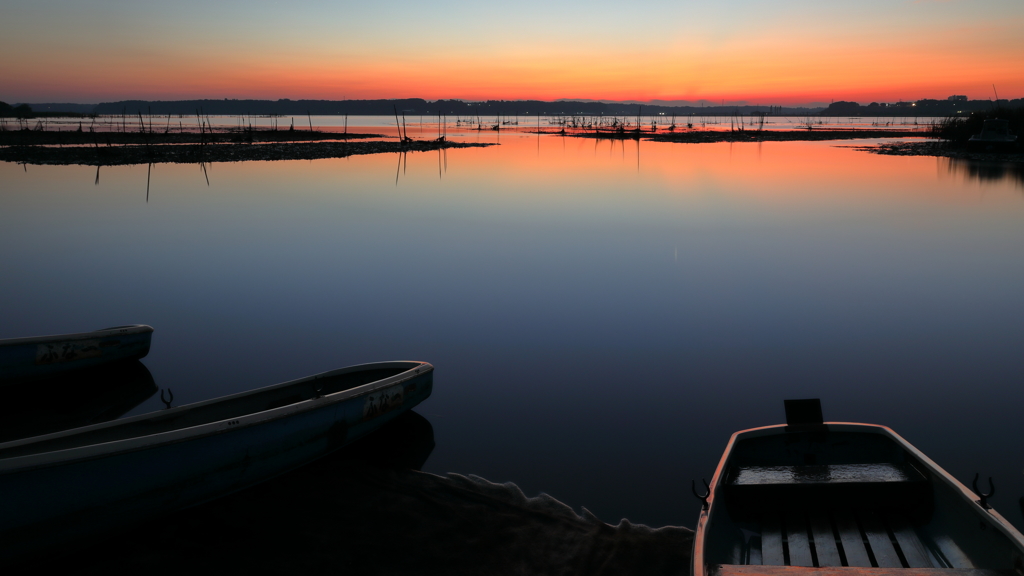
[{"left": 8, "top": 96, "right": 1021, "bottom": 120}]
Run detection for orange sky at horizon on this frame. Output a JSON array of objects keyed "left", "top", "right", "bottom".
[{"left": 3, "top": 0, "right": 1023, "bottom": 105}]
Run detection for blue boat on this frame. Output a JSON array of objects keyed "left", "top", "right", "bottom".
[
  {"left": 0, "top": 360, "right": 433, "bottom": 563},
  {"left": 0, "top": 325, "right": 153, "bottom": 385}
]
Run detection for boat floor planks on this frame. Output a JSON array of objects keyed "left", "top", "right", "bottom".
[
  {"left": 808, "top": 512, "right": 842, "bottom": 567},
  {"left": 859, "top": 509, "right": 903, "bottom": 568},
  {"left": 761, "top": 514, "right": 785, "bottom": 566},
  {"left": 710, "top": 566, "right": 1013, "bottom": 576},
  {"left": 785, "top": 511, "right": 814, "bottom": 567},
  {"left": 834, "top": 510, "right": 872, "bottom": 568},
  {"left": 749, "top": 508, "right": 936, "bottom": 569},
  {"left": 886, "top": 513, "right": 934, "bottom": 568}
]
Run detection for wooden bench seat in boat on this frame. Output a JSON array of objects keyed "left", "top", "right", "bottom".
[
  {"left": 724, "top": 463, "right": 931, "bottom": 513},
  {"left": 729, "top": 463, "right": 925, "bottom": 486},
  {"left": 710, "top": 565, "right": 1012, "bottom": 576}
]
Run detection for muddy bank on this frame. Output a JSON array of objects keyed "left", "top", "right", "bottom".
[
  {"left": 858, "top": 140, "right": 1024, "bottom": 164},
  {"left": 560, "top": 129, "right": 931, "bottom": 143},
  {"left": 1, "top": 138, "right": 494, "bottom": 166},
  {"left": 29, "top": 412, "right": 693, "bottom": 576}
]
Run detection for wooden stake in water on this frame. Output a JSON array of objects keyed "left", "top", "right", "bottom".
[{"left": 394, "top": 105, "right": 403, "bottom": 141}]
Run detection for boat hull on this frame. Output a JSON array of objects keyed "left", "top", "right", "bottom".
[
  {"left": 0, "top": 362, "right": 432, "bottom": 563},
  {"left": 0, "top": 325, "right": 154, "bottom": 385}
]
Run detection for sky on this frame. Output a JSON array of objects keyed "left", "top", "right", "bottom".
[{"left": 2, "top": 0, "right": 1023, "bottom": 105}]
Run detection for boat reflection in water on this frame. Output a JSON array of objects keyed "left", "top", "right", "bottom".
[
  {"left": 334, "top": 408, "right": 436, "bottom": 471},
  {"left": 26, "top": 409, "right": 437, "bottom": 571},
  {"left": 943, "top": 157, "right": 1024, "bottom": 187},
  {"left": 0, "top": 360, "right": 157, "bottom": 444},
  {"left": 36, "top": 402, "right": 696, "bottom": 575}
]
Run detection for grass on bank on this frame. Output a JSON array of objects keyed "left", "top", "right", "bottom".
[{"left": 933, "top": 107, "right": 1024, "bottom": 146}]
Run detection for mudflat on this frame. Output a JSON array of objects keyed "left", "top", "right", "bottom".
[{"left": 0, "top": 129, "right": 494, "bottom": 166}]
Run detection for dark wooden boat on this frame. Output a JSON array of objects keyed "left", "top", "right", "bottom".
[
  {"left": 693, "top": 400, "right": 1024, "bottom": 575},
  {"left": 0, "top": 360, "right": 432, "bottom": 564},
  {"left": 0, "top": 325, "right": 153, "bottom": 385}
]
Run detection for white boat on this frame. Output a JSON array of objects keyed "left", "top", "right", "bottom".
[
  {"left": 968, "top": 119, "right": 1018, "bottom": 151},
  {"left": 0, "top": 360, "right": 433, "bottom": 564},
  {"left": 692, "top": 399, "right": 1024, "bottom": 574},
  {"left": 0, "top": 325, "right": 153, "bottom": 385}
]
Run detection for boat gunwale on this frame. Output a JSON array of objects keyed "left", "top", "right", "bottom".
[
  {"left": 0, "top": 325, "right": 154, "bottom": 347},
  {"left": 693, "top": 422, "right": 1024, "bottom": 575},
  {"left": 0, "top": 360, "right": 432, "bottom": 474}
]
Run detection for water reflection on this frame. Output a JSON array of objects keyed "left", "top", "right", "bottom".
[
  {"left": 2, "top": 136, "right": 1024, "bottom": 531},
  {"left": 33, "top": 408, "right": 693, "bottom": 575},
  {"left": 0, "top": 360, "right": 157, "bottom": 443},
  {"left": 29, "top": 410, "right": 434, "bottom": 571},
  {"left": 337, "top": 409, "right": 435, "bottom": 471},
  {"left": 943, "top": 157, "right": 1024, "bottom": 187}
]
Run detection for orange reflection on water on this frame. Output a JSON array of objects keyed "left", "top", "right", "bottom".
[
  {"left": 306, "top": 134, "right": 1015, "bottom": 209},
  {"left": 9, "top": 133, "right": 1012, "bottom": 216}
]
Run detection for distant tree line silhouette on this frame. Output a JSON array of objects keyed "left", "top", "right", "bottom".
[
  {"left": 823, "top": 99, "right": 1024, "bottom": 117},
  {"left": 0, "top": 102, "right": 33, "bottom": 117},
  {"left": 90, "top": 99, "right": 818, "bottom": 117},
  {"left": 11, "top": 98, "right": 1024, "bottom": 118}
]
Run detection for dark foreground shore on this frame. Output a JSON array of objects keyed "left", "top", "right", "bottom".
[
  {"left": 0, "top": 130, "right": 494, "bottom": 166},
  {"left": 29, "top": 412, "right": 693, "bottom": 576}
]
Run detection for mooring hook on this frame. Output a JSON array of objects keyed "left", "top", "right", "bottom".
[
  {"left": 973, "top": 473, "right": 995, "bottom": 509},
  {"left": 692, "top": 478, "right": 710, "bottom": 509},
  {"left": 161, "top": 388, "right": 174, "bottom": 410}
]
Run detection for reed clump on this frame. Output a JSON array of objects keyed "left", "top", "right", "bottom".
[{"left": 933, "top": 108, "right": 1024, "bottom": 146}]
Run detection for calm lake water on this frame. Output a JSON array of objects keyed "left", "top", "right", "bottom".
[{"left": 2, "top": 127, "right": 1023, "bottom": 530}]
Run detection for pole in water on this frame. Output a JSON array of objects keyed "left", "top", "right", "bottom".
[{"left": 394, "top": 105, "right": 404, "bottom": 141}]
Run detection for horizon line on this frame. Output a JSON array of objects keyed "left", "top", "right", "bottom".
[{"left": 12, "top": 95, "right": 1022, "bottom": 108}]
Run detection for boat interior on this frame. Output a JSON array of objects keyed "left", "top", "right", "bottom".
[
  {"left": 0, "top": 364, "right": 417, "bottom": 461},
  {"left": 704, "top": 423, "right": 1023, "bottom": 574}
]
